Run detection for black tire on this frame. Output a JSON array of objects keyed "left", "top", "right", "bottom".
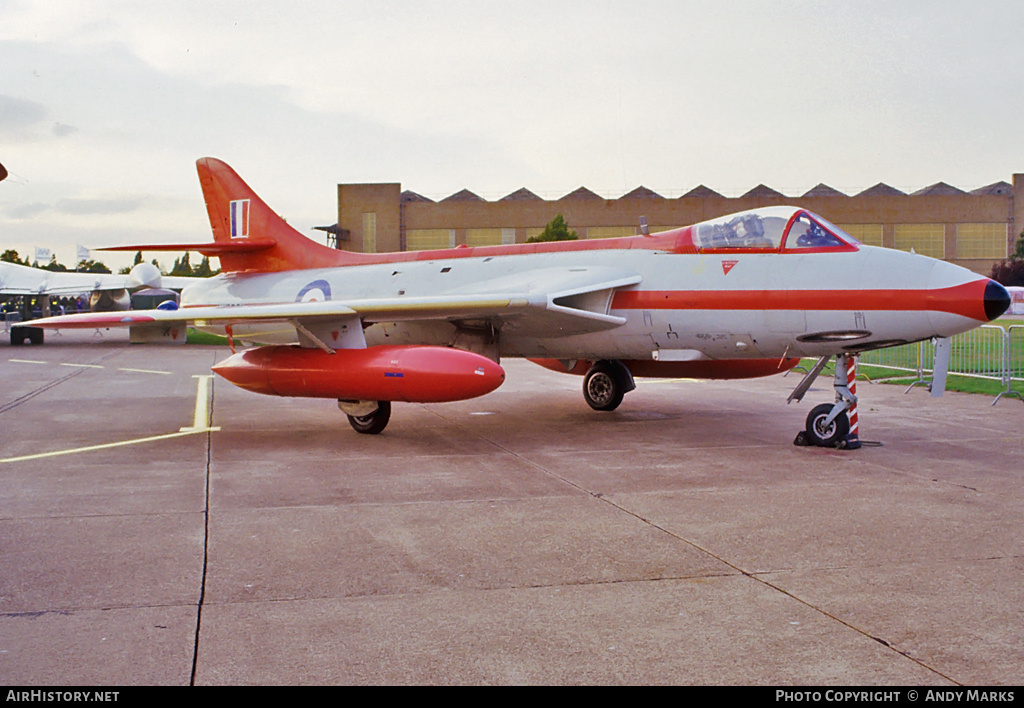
[
  {"left": 10, "top": 329, "right": 26, "bottom": 346},
  {"left": 805, "top": 403, "right": 849, "bottom": 447},
  {"left": 346, "top": 401, "right": 391, "bottom": 435},
  {"left": 27, "top": 327, "right": 44, "bottom": 345},
  {"left": 583, "top": 362, "right": 625, "bottom": 411}
]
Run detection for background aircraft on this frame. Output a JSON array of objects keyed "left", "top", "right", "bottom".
[
  {"left": 26, "top": 158, "right": 1011, "bottom": 444},
  {"left": 1, "top": 159, "right": 200, "bottom": 344},
  {"left": 1, "top": 258, "right": 198, "bottom": 344}
]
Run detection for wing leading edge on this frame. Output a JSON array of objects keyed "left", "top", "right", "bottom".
[{"left": 23, "top": 266, "right": 643, "bottom": 341}]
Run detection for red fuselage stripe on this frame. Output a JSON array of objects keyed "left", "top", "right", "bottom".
[{"left": 610, "top": 281, "right": 990, "bottom": 321}]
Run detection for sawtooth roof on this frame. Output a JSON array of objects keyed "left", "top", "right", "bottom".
[
  {"left": 912, "top": 182, "right": 967, "bottom": 196},
  {"left": 620, "top": 186, "right": 663, "bottom": 199},
  {"left": 801, "top": 183, "right": 847, "bottom": 198},
  {"left": 441, "top": 188, "right": 485, "bottom": 203},
  {"left": 742, "top": 184, "right": 786, "bottom": 199},
  {"left": 970, "top": 181, "right": 1012, "bottom": 196},
  {"left": 401, "top": 190, "right": 434, "bottom": 203},
  {"left": 559, "top": 186, "right": 603, "bottom": 200},
  {"left": 500, "top": 187, "right": 542, "bottom": 201},
  {"left": 856, "top": 183, "right": 906, "bottom": 197},
  {"left": 681, "top": 185, "right": 724, "bottom": 198}
]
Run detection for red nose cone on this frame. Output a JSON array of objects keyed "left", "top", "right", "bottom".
[
  {"left": 984, "top": 279, "right": 1010, "bottom": 321},
  {"left": 925, "top": 279, "right": 1012, "bottom": 322}
]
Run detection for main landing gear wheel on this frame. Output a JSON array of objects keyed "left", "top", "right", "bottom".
[
  {"left": 10, "top": 328, "right": 43, "bottom": 346},
  {"left": 345, "top": 401, "right": 391, "bottom": 435},
  {"left": 804, "top": 403, "right": 850, "bottom": 447},
  {"left": 583, "top": 360, "right": 632, "bottom": 411}
]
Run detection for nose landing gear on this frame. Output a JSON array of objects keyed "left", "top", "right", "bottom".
[
  {"left": 804, "top": 402, "right": 851, "bottom": 447},
  {"left": 790, "top": 353, "right": 862, "bottom": 449}
]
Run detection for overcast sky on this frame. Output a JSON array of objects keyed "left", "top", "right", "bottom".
[{"left": 2, "top": 0, "right": 1022, "bottom": 268}]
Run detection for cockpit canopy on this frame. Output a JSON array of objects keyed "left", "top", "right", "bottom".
[{"left": 685, "top": 207, "right": 858, "bottom": 253}]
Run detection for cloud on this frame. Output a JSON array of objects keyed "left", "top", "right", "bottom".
[
  {"left": 2, "top": 1, "right": 1024, "bottom": 223},
  {"left": 4, "top": 196, "right": 144, "bottom": 219},
  {"left": 0, "top": 94, "right": 46, "bottom": 130},
  {"left": 55, "top": 196, "right": 144, "bottom": 215},
  {"left": 5, "top": 202, "right": 50, "bottom": 219},
  {"left": 52, "top": 122, "right": 78, "bottom": 137}
]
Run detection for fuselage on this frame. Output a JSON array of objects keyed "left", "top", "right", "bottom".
[{"left": 177, "top": 207, "right": 1006, "bottom": 365}]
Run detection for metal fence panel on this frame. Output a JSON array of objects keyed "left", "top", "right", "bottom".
[
  {"left": 860, "top": 340, "right": 931, "bottom": 379},
  {"left": 855, "top": 324, "right": 1024, "bottom": 404},
  {"left": 947, "top": 325, "right": 1008, "bottom": 382},
  {"left": 1009, "top": 325, "right": 1024, "bottom": 381},
  {"left": 3, "top": 311, "right": 22, "bottom": 333},
  {"left": 861, "top": 326, "right": 1009, "bottom": 382}
]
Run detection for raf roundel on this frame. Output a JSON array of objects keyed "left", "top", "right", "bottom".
[{"left": 296, "top": 279, "right": 332, "bottom": 303}]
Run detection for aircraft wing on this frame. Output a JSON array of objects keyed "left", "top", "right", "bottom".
[
  {"left": 0, "top": 262, "right": 130, "bottom": 296},
  {"left": 24, "top": 266, "right": 642, "bottom": 339},
  {"left": 0, "top": 262, "right": 200, "bottom": 296}
]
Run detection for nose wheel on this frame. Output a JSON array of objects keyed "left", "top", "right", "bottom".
[
  {"left": 790, "top": 354, "right": 861, "bottom": 449},
  {"left": 804, "top": 403, "right": 850, "bottom": 447}
]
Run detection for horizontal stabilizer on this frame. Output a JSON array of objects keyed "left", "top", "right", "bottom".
[{"left": 100, "top": 239, "right": 277, "bottom": 255}]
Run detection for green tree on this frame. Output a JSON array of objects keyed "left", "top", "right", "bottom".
[
  {"left": 192, "top": 256, "right": 217, "bottom": 277},
  {"left": 170, "top": 252, "right": 193, "bottom": 277},
  {"left": 1, "top": 249, "right": 29, "bottom": 265},
  {"left": 42, "top": 255, "right": 68, "bottom": 272},
  {"left": 990, "top": 260, "right": 1024, "bottom": 286},
  {"left": 988, "top": 230, "right": 1024, "bottom": 287},
  {"left": 77, "top": 259, "right": 112, "bottom": 274},
  {"left": 120, "top": 251, "right": 145, "bottom": 273},
  {"left": 527, "top": 214, "right": 578, "bottom": 243}
]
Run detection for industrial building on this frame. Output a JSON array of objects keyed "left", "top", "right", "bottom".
[{"left": 332, "top": 174, "right": 1024, "bottom": 276}]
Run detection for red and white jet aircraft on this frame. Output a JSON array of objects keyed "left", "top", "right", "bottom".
[{"left": 27, "top": 158, "right": 1011, "bottom": 443}]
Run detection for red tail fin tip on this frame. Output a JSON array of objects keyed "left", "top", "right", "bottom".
[{"left": 195, "top": 157, "right": 360, "bottom": 273}]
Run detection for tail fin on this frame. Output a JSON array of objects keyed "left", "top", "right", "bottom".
[{"left": 197, "top": 158, "right": 366, "bottom": 273}]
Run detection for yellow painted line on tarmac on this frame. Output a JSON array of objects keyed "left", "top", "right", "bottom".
[
  {"left": 8, "top": 359, "right": 47, "bottom": 364},
  {"left": 0, "top": 429, "right": 217, "bottom": 464},
  {"left": 117, "top": 367, "right": 172, "bottom": 375},
  {"left": 1, "top": 374, "right": 220, "bottom": 465},
  {"left": 180, "top": 375, "right": 219, "bottom": 432}
]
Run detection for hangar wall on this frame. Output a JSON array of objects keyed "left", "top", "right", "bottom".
[{"left": 336, "top": 176, "right": 1023, "bottom": 275}]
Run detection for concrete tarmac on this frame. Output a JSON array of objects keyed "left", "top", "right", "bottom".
[{"left": 1, "top": 330, "right": 1021, "bottom": 685}]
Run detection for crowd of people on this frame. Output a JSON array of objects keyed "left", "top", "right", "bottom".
[{"left": 1, "top": 295, "right": 88, "bottom": 320}]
